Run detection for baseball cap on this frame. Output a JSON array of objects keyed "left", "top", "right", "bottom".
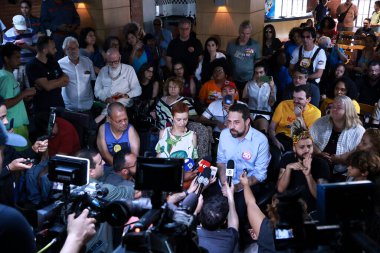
[
  {"left": 221, "top": 80, "right": 237, "bottom": 90},
  {"left": 0, "top": 121, "right": 27, "bottom": 147},
  {"left": 13, "top": 15, "right": 27, "bottom": 31}
]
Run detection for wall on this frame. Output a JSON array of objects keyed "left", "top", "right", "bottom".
[
  {"left": 196, "top": 0, "right": 265, "bottom": 51},
  {"left": 0, "top": 0, "right": 41, "bottom": 29}
]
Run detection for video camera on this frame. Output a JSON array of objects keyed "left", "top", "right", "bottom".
[{"left": 273, "top": 181, "right": 380, "bottom": 252}]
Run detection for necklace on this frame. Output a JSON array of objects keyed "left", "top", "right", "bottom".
[{"left": 108, "top": 65, "right": 122, "bottom": 81}]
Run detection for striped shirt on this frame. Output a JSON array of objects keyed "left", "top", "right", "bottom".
[{"left": 3, "top": 28, "right": 37, "bottom": 64}]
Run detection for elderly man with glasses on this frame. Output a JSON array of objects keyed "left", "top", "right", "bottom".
[{"left": 94, "top": 48, "right": 141, "bottom": 123}]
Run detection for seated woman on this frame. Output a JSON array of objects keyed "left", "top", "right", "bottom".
[
  {"left": 172, "top": 62, "right": 196, "bottom": 99},
  {"left": 195, "top": 36, "right": 226, "bottom": 84},
  {"left": 242, "top": 62, "right": 276, "bottom": 133},
  {"left": 198, "top": 58, "right": 238, "bottom": 108},
  {"left": 262, "top": 24, "right": 282, "bottom": 60},
  {"left": 320, "top": 76, "right": 360, "bottom": 115},
  {"left": 310, "top": 95, "right": 365, "bottom": 181},
  {"left": 153, "top": 77, "right": 197, "bottom": 129},
  {"left": 155, "top": 102, "right": 198, "bottom": 183},
  {"left": 284, "top": 27, "right": 302, "bottom": 64},
  {"left": 267, "top": 49, "right": 292, "bottom": 100},
  {"left": 124, "top": 31, "right": 150, "bottom": 72},
  {"left": 137, "top": 63, "right": 159, "bottom": 109},
  {"left": 79, "top": 27, "right": 105, "bottom": 74},
  {"left": 320, "top": 63, "right": 347, "bottom": 100}
]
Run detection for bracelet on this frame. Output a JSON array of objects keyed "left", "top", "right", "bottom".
[{"left": 5, "top": 165, "right": 11, "bottom": 171}]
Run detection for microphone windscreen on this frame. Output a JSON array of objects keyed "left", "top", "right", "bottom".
[
  {"left": 181, "top": 192, "right": 199, "bottom": 213},
  {"left": 198, "top": 159, "right": 211, "bottom": 173},
  {"left": 227, "top": 160, "right": 235, "bottom": 169},
  {"left": 183, "top": 158, "right": 195, "bottom": 172}
]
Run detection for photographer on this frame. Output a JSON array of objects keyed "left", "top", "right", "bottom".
[
  {"left": 0, "top": 97, "right": 49, "bottom": 207},
  {"left": 0, "top": 121, "right": 96, "bottom": 253},
  {"left": 197, "top": 182, "right": 239, "bottom": 253}
]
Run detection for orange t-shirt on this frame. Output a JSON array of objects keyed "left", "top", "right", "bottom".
[{"left": 198, "top": 80, "right": 239, "bottom": 105}]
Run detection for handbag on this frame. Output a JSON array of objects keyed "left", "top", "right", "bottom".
[{"left": 338, "top": 4, "right": 352, "bottom": 23}]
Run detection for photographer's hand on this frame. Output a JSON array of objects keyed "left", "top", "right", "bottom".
[
  {"left": 8, "top": 158, "right": 33, "bottom": 171},
  {"left": 60, "top": 209, "right": 96, "bottom": 253}
]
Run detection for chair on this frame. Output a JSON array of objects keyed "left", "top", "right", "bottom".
[{"left": 187, "top": 121, "right": 213, "bottom": 159}]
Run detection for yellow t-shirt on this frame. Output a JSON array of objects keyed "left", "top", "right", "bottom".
[
  {"left": 272, "top": 100, "right": 321, "bottom": 137},
  {"left": 320, "top": 98, "right": 360, "bottom": 116}
]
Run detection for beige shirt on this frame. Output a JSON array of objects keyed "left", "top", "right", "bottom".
[
  {"left": 371, "top": 11, "right": 380, "bottom": 26},
  {"left": 336, "top": 3, "right": 358, "bottom": 28}
]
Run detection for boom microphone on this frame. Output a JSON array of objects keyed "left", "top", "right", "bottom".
[{"left": 226, "top": 160, "right": 235, "bottom": 187}]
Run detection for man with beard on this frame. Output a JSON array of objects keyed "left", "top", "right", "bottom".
[
  {"left": 269, "top": 84, "right": 321, "bottom": 153},
  {"left": 277, "top": 121, "right": 329, "bottom": 212},
  {"left": 26, "top": 35, "right": 69, "bottom": 114},
  {"left": 58, "top": 36, "right": 95, "bottom": 113},
  {"left": 94, "top": 48, "right": 141, "bottom": 123},
  {"left": 357, "top": 61, "right": 380, "bottom": 105},
  {"left": 97, "top": 102, "right": 140, "bottom": 167},
  {"left": 217, "top": 103, "right": 270, "bottom": 249}
]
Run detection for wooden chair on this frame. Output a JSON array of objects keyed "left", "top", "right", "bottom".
[{"left": 358, "top": 103, "right": 375, "bottom": 127}]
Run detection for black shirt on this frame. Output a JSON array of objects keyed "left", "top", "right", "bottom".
[
  {"left": 356, "top": 75, "right": 380, "bottom": 105},
  {"left": 26, "top": 56, "right": 65, "bottom": 112},
  {"left": 167, "top": 36, "right": 203, "bottom": 75},
  {"left": 279, "top": 153, "right": 330, "bottom": 211},
  {"left": 197, "top": 226, "right": 239, "bottom": 253},
  {"left": 0, "top": 204, "right": 36, "bottom": 253}
]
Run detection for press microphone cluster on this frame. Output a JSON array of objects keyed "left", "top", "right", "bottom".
[
  {"left": 197, "top": 167, "right": 212, "bottom": 197},
  {"left": 226, "top": 160, "right": 235, "bottom": 187}
]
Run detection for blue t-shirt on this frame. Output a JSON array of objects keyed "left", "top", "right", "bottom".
[{"left": 105, "top": 122, "right": 131, "bottom": 157}]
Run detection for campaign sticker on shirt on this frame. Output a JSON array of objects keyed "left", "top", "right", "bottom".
[
  {"left": 242, "top": 151, "right": 252, "bottom": 161},
  {"left": 244, "top": 48, "right": 254, "bottom": 57},
  {"left": 299, "top": 58, "right": 311, "bottom": 68},
  {"left": 84, "top": 70, "right": 91, "bottom": 74},
  {"left": 114, "top": 144, "right": 122, "bottom": 153}
]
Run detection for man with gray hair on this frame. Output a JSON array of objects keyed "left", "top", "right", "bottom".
[
  {"left": 94, "top": 48, "right": 141, "bottom": 123},
  {"left": 226, "top": 20, "right": 261, "bottom": 95},
  {"left": 58, "top": 36, "right": 96, "bottom": 113}
]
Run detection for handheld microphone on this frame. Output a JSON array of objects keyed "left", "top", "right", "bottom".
[
  {"left": 226, "top": 160, "right": 235, "bottom": 187},
  {"left": 183, "top": 158, "right": 195, "bottom": 172},
  {"left": 197, "top": 167, "right": 211, "bottom": 197},
  {"left": 197, "top": 156, "right": 212, "bottom": 173}
]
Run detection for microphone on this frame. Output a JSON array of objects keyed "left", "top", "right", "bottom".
[
  {"left": 197, "top": 167, "right": 211, "bottom": 197},
  {"left": 197, "top": 156, "right": 212, "bottom": 173},
  {"left": 183, "top": 158, "right": 195, "bottom": 172},
  {"left": 180, "top": 192, "right": 199, "bottom": 214},
  {"left": 226, "top": 160, "right": 235, "bottom": 187}
]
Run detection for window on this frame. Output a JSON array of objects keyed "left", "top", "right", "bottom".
[
  {"left": 266, "top": 0, "right": 310, "bottom": 19},
  {"left": 356, "top": 0, "right": 376, "bottom": 27}
]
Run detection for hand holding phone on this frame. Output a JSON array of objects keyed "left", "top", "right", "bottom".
[
  {"left": 259, "top": 75, "right": 272, "bottom": 83},
  {"left": 21, "top": 158, "right": 35, "bottom": 165},
  {"left": 9, "top": 118, "right": 14, "bottom": 130}
]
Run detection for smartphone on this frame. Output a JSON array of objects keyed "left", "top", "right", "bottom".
[
  {"left": 9, "top": 118, "right": 14, "bottom": 129},
  {"left": 47, "top": 111, "right": 56, "bottom": 137},
  {"left": 210, "top": 166, "right": 218, "bottom": 179},
  {"left": 21, "top": 158, "right": 35, "bottom": 165},
  {"left": 224, "top": 94, "right": 233, "bottom": 105},
  {"left": 259, "top": 75, "right": 272, "bottom": 83}
]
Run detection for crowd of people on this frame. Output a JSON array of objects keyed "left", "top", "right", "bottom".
[{"left": 0, "top": 0, "right": 380, "bottom": 252}]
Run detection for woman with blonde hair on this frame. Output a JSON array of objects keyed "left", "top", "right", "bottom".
[{"left": 310, "top": 95, "right": 365, "bottom": 180}]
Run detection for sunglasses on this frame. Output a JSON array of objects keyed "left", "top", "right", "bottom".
[{"left": 265, "top": 30, "right": 273, "bottom": 33}]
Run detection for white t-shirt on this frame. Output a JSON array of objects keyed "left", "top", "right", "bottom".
[
  {"left": 290, "top": 45, "right": 326, "bottom": 83},
  {"left": 0, "top": 19, "right": 6, "bottom": 31},
  {"left": 202, "top": 100, "right": 246, "bottom": 132}
]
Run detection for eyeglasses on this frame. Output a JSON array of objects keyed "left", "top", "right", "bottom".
[
  {"left": 174, "top": 67, "right": 183, "bottom": 71},
  {"left": 107, "top": 59, "right": 120, "bottom": 66},
  {"left": 301, "top": 35, "right": 312, "bottom": 39},
  {"left": 168, "top": 85, "right": 179, "bottom": 90},
  {"left": 265, "top": 30, "right": 273, "bottom": 33}
]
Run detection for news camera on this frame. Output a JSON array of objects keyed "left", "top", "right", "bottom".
[{"left": 273, "top": 181, "right": 380, "bottom": 253}]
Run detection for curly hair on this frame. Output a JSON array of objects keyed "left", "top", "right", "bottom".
[
  {"left": 362, "top": 129, "right": 380, "bottom": 156},
  {"left": 347, "top": 150, "right": 380, "bottom": 178},
  {"left": 320, "top": 16, "right": 336, "bottom": 30},
  {"left": 327, "top": 76, "right": 358, "bottom": 100},
  {"left": 164, "top": 76, "right": 184, "bottom": 94}
]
